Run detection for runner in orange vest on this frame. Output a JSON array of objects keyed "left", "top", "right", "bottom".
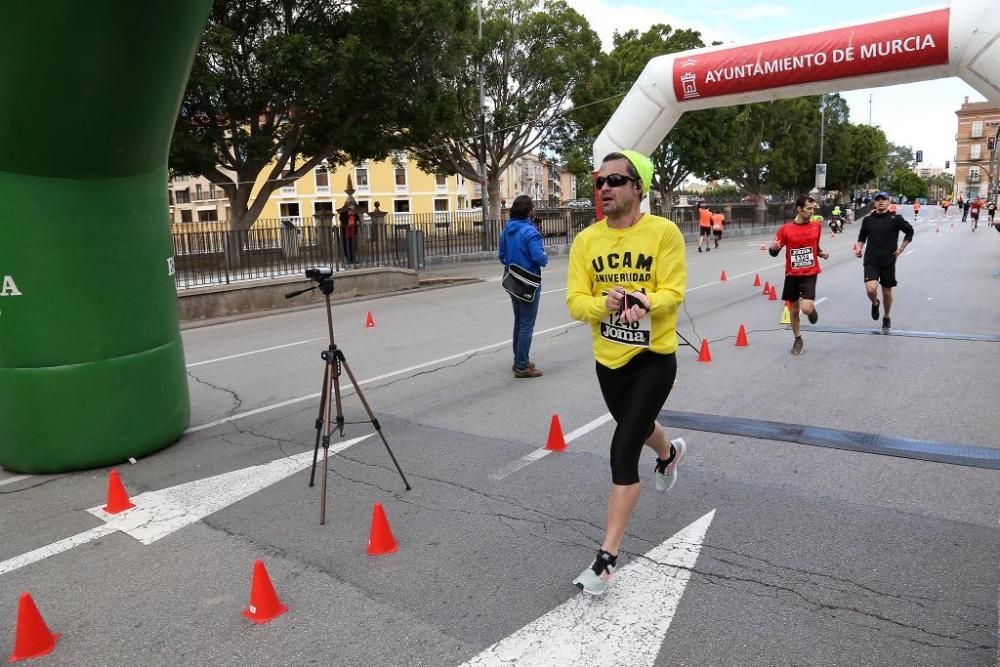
[
  {"left": 697, "top": 203, "right": 713, "bottom": 252},
  {"left": 711, "top": 211, "right": 725, "bottom": 248}
]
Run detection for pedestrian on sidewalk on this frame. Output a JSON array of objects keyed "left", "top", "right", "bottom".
[
  {"left": 763, "top": 194, "right": 828, "bottom": 355},
  {"left": 854, "top": 191, "right": 913, "bottom": 334},
  {"left": 566, "top": 150, "right": 687, "bottom": 595},
  {"left": 499, "top": 194, "right": 548, "bottom": 378}
]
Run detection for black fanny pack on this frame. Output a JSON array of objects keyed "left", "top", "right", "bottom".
[{"left": 501, "top": 263, "right": 541, "bottom": 302}]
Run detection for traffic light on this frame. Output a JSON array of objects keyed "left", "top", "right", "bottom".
[
  {"left": 945, "top": 161, "right": 950, "bottom": 169},
  {"left": 915, "top": 150, "right": 923, "bottom": 163},
  {"left": 989, "top": 135, "right": 997, "bottom": 151}
]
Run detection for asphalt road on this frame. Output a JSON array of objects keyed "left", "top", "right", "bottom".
[{"left": 2, "top": 205, "right": 998, "bottom": 666}]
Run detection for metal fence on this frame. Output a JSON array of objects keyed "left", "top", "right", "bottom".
[{"left": 171, "top": 203, "right": 795, "bottom": 289}]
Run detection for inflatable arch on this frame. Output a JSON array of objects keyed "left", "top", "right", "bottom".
[
  {"left": 593, "top": 0, "right": 1000, "bottom": 182},
  {"left": 0, "top": 2, "right": 213, "bottom": 473}
]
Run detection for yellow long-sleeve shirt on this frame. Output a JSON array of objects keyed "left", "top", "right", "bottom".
[{"left": 566, "top": 214, "right": 686, "bottom": 369}]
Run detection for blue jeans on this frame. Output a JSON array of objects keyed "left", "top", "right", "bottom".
[{"left": 510, "top": 292, "right": 540, "bottom": 369}]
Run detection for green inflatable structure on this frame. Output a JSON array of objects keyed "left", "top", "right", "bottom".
[{"left": 0, "top": 1, "right": 213, "bottom": 473}]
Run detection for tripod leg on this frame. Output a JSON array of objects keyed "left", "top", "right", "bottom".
[
  {"left": 309, "top": 357, "right": 332, "bottom": 488},
  {"left": 320, "top": 359, "right": 336, "bottom": 525},
  {"left": 339, "top": 355, "right": 412, "bottom": 491}
]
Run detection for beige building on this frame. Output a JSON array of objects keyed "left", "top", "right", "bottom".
[
  {"left": 168, "top": 153, "right": 482, "bottom": 227},
  {"left": 953, "top": 98, "right": 1000, "bottom": 200},
  {"left": 495, "top": 152, "right": 576, "bottom": 207}
]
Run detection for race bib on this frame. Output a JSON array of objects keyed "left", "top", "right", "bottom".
[
  {"left": 790, "top": 247, "right": 815, "bottom": 269},
  {"left": 600, "top": 312, "right": 651, "bottom": 348}
]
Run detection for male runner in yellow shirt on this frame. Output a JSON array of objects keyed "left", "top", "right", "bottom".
[{"left": 566, "top": 150, "right": 687, "bottom": 595}]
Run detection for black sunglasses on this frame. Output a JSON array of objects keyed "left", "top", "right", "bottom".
[{"left": 595, "top": 173, "right": 637, "bottom": 189}]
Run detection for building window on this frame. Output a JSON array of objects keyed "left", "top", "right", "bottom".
[
  {"left": 971, "top": 121, "right": 983, "bottom": 138},
  {"left": 395, "top": 165, "right": 407, "bottom": 188},
  {"left": 434, "top": 198, "right": 449, "bottom": 212},
  {"left": 180, "top": 209, "right": 193, "bottom": 223},
  {"left": 436, "top": 174, "right": 447, "bottom": 187},
  {"left": 970, "top": 143, "right": 981, "bottom": 160},
  {"left": 280, "top": 169, "right": 296, "bottom": 194},
  {"left": 315, "top": 165, "right": 330, "bottom": 193},
  {"left": 197, "top": 208, "right": 218, "bottom": 222},
  {"left": 314, "top": 201, "right": 334, "bottom": 221},
  {"left": 355, "top": 165, "right": 369, "bottom": 191},
  {"left": 168, "top": 190, "right": 174, "bottom": 206},
  {"left": 209, "top": 184, "right": 218, "bottom": 199},
  {"left": 175, "top": 188, "right": 190, "bottom": 204},
  {"left": 394, "top": 200, "right": 410, "bottom": 213},
  {"left": 280, "top": 202, "right": 301, "bottom": 223}
]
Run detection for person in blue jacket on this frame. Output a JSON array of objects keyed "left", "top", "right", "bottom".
[{"left": 499, "top": 194, "right": 548, "bottom": 378}]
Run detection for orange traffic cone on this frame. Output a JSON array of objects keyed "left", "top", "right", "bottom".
[
  {"left": 9, "top": 593, "right": 59, "bottom": 662},
  {"left": 768, "top": 285, "right": 778, "bottom": 301},
  {"left": 367, "top": 502, "right": 398, "bottom": 555},
  {"left": 735, "top": 324, "right": 749, "bottom": 347},
  {"left": 719, "top": 270, "right": 727, "bottom": 282},
  {"left": 753, "top": 273, "right": 761, "bottom": 287},
  {"left": 243, "top": 560, "right": 288, "bottom": 624},
  {"left": 544, "top": 414, "right": 566, "bottom": 451},
  {"left": 762, "top": 280, "right": 770, "bottom": 295},
  {"left": 697, "top": 339, "right": 712, "bottom": 362},
  {"left": 364, "top": 311, "right": 375, "bottom": 328},
  {"left": 103, "top": 469, "right": 135, "bottom": 514}
]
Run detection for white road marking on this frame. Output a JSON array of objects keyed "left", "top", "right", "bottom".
[
  {"left": 0, "top": 435, "right": 372, "bottom": 577},
  {"left": 184, "top": 322, "right": 586, "bottom": 434},
  {"left": 458, "top": 509, "right": 716, "bottom": 667},
  {"left": 490, "top": 413, "right": 613, "bottom": 480},
  {"left": 0, "top": 474, "right": 31, "bottom": 487},
  {"left": 905, "top": 248, "right": 916, "bottom": 256},
  {"left": 0, "top": 524, "right": 118, "bottom": 576},
  {"left": 187, "top": 338, "right": 327, "bottom": 367},
  {"left": 815, "top": 297, "right": 828, "bottom": 305}
]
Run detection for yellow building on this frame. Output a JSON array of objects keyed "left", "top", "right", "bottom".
[{"left": 169, "top": 151, "right": 482, "bottom": 227}]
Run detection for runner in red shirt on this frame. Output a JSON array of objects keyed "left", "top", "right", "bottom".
[{"left": 763, "top": 195, "right": 829, "bottom": 355}]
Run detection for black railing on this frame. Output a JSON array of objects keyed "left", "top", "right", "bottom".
[{"left": 171, "top": 205, "right": 793, "bottom": 289}]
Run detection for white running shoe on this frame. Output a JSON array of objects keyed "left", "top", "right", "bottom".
[
  {"left": 572, "top": 550, "right": 617, "bottom": 596},
  {"left": 654, "top": 438, "right": 687, "bottom": 492}
]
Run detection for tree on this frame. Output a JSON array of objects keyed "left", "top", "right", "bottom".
[
  {"left": 836, "top": 124, "right": 890, "bottom": 197},
  {"left": 715, "top": 98, "right": 819, "bottom": 218},
  {"left": 169, "top": 0, "right": 470, "bottom": 231},
  {"left": 887, "top": 168, "right": 928, "bottom": 201},
  {"left": 562, "top": 25, "right": 728, "bottom": 215},
  {"left": 411, "top": 0, "right": 602, "bottom": 216}
]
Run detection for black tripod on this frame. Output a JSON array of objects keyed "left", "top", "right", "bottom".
[{"left": 286, "top": 271, "right": 411, "bottom": 525}]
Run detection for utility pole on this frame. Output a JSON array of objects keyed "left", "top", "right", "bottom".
[{"left": 477, "top": 0, "right": 489, "bottom": 234}]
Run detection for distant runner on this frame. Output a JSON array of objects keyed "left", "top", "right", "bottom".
[
  {"left": 855, "top": 192, "right": 914, "bottom": 333},
  {"left": 763, "top": 195, "right": 828, "bottom": 355}
]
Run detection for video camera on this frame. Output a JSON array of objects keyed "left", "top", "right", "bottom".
[{"left": 305, "top": 267, "right": 333, "bottom": 280}]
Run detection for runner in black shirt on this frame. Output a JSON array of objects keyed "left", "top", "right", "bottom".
[{"left": 854, "top": 191, "right": 914, "bottom": 333}]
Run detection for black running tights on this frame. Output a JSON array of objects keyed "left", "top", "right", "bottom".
[{"left": 595, "top": 352, "right": 677, "bottom": 485}]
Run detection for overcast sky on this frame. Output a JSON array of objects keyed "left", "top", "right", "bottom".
[{"left": 564, "top": 0, "right": 989, "bottom": 168}]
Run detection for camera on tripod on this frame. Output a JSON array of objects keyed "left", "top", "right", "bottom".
[{"left": 305, "top": 267, "right": 333, "bottom": 280}]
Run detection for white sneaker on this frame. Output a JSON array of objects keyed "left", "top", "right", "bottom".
[
  {"left": 654, "top": 438, "right": 686, "bottom": 492},
  {"left": 572, "top": 550, "right": 617, "bottom": 596}
]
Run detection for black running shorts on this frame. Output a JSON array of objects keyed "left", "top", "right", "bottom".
[
  {"left": 595, "top": 352, "right": 677, "bottom": 486},
  {"left": 780, "top": 274, "right": 817, "bottom": 302},
  {"left": 863, "top": 258, "right": 897, "bottom": 287},
  {"left": 713, "top": 229, "right": 723, "bottom": 238},
  {"left": 699, "top": 226, "right": 712, "bottom": 236}
]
